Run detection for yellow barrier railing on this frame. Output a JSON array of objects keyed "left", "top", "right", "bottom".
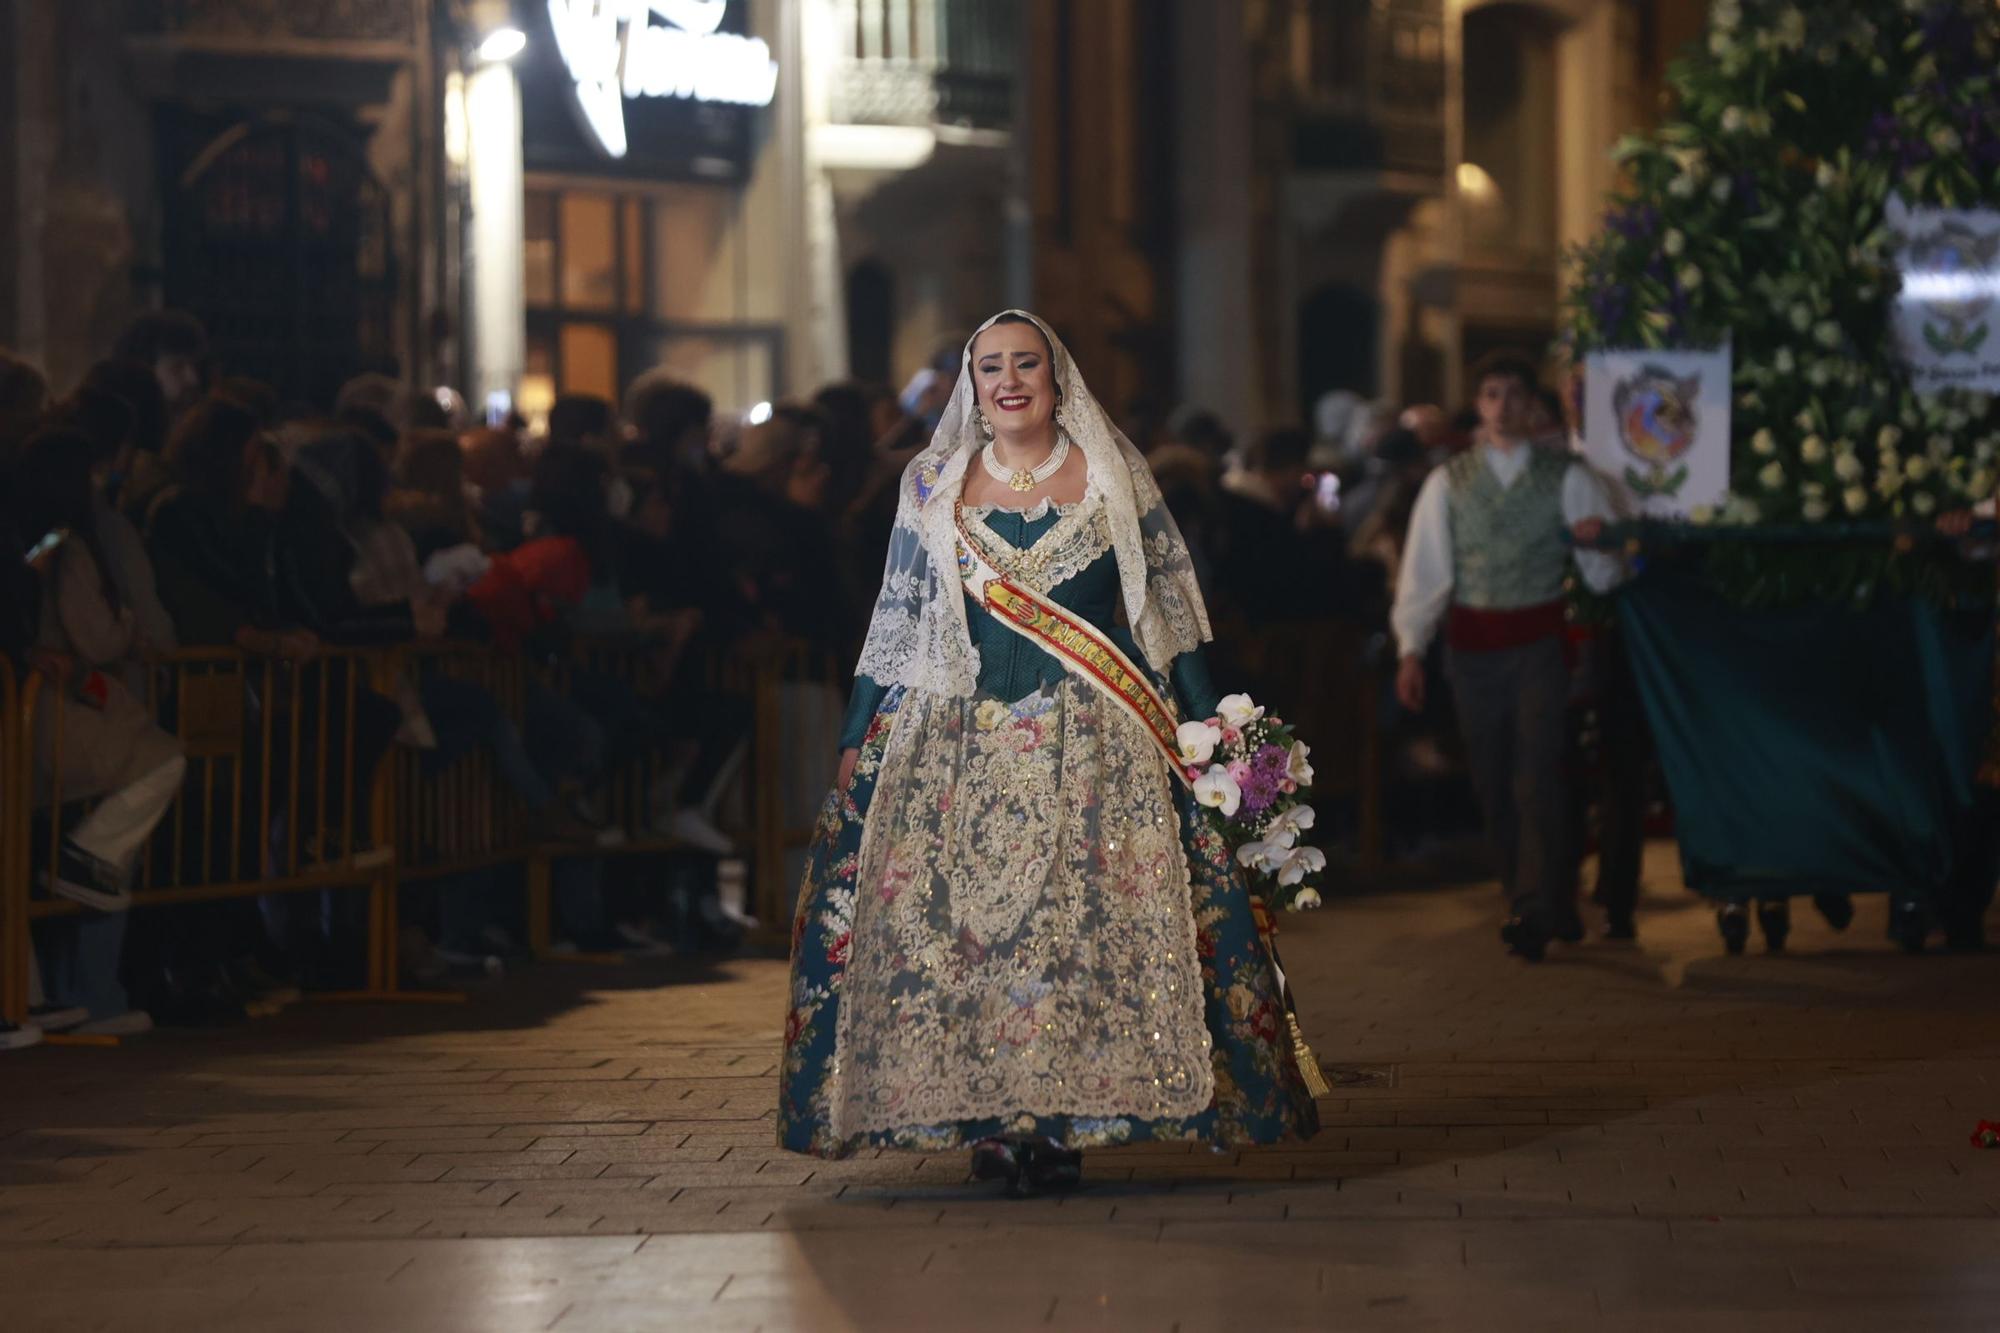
[{"left": 0, "top": 632, "right": 859, "bottom": 1029}]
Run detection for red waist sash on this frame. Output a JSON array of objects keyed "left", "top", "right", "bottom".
[{"left": 1446, "top": 600, "right": 1566, "bottom": 653}]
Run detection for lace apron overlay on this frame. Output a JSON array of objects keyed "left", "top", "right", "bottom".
[{"left": 828, "top": 677, "right": 1215, "bottom": 1138}]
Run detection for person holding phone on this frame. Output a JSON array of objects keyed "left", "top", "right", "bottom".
[{"left": 12, "top": 426, "right": 187, "bottom": 1036}]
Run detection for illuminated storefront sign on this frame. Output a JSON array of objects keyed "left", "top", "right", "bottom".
[{"left": 546, "top": 0, "right": 777, "bottom": 159}]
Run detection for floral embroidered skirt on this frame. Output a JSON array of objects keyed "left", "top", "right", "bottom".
[{"left": 778, "top": 683, "right": 1321, "bottom": 1158}]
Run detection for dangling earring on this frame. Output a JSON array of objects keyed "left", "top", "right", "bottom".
[{"left": 975, "top": 408, "right": 994, "bottom": 442}]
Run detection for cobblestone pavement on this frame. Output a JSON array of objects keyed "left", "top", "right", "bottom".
[{"left": 6, "top": 845, "right": 2000, "bottom": 1331}]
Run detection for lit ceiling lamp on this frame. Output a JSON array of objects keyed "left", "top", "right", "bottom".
[{"left": 477, "top": 25, "right": 528, "bottom": 62}]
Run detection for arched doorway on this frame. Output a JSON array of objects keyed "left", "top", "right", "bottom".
[{"left": 161, "top": 110, "right": 395, "bottom": 408}]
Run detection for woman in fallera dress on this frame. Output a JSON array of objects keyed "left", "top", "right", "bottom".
[{"left": 779, "top": 310, "right": 1320, "bottom": 1194}]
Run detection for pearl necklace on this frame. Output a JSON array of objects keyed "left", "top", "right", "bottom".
[{"left": 981, "top": 431, "right": 1070, "bottom": 493}]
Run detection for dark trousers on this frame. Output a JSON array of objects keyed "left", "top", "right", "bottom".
[
  {"left": 1569, "top": 630, "right": 1650, "bottom": 925},
  {"left": 1448, "top": 636, "right": 1573, "bottom": 927}
]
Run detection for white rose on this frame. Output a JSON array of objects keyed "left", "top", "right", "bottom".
[
  {"left": 1800, "top": 435, "right": 1827, "bottom": 463},
  {"left": 1912, "top": 491, "right": 1937, "bottom": 516},
  {"left": 1194, "top": 765, "right": 1242, "bottom": 818},
  {"left": 1663, "top": 229, "right": 1686, "bottom": 257},
  {"left": 1751, "top": 428, "right": 1777, "bottom": 455},
  {"left": 1904, "top": 455, "right": 1929, "bottom": 481},
  {"left": 1815, "top": 162, "right": 1838, "bottom": 189},
  {"left": 1276, "top": 846, "right": 1327, "bottom": 887},
  {"left": 1215, "top": 694, "right": 1265, "bottom": 728},
  {"left": 1678, "top": 264, "right": 1703, "bottom": 290},
  {"left": 1843, "top": 485, "right": 1869, "bottom": 514},
  {"left": 1286, "top": 741, "right": 1315, "bottom": 786},
  {"left": 1758, "top": 461, "right": 1785, "bottom": 490},
  {"left": 1815, "top": 320, "right": 1842, "bottom": 348},
  {"left": 1878, "top": 425, "right": 1903, "bottom": 451},
  {"left": 1289, "top": 887, "right": 1324, "bottom": 911},
  {"left": 1175, "top": 720, "right": 1222, "bottom": 767},
  {"left": 1721, "top": 106, "right": 1746, "bottom": 132},
  {"left": 1834, "top": 452, "right": 1864, "bottom": 482},
  {"left": 1802, "top": 497, "right": 1830, "bottom": 521}
]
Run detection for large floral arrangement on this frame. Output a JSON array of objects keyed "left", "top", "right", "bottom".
[
  {"left": 1174, "top": 694, "right": 1323, "bottom": 911},
  {"left": 1564, "top": 0, "right": 2000, "bottom": 604}
]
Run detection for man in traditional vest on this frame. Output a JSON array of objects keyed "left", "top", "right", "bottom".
[{"left": 1392, "top": 352, "right": 1624, "bottom": 961}]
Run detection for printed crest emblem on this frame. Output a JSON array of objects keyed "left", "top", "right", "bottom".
[{"left": 1612, "top": 364, "right": 1699, "bottom": 499}]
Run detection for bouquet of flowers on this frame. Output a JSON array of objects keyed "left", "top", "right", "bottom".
[{"left": 1175, "top": 693, "right": 1324, "bottom": 910}]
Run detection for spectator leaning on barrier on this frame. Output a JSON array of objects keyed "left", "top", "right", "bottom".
[
  {"left": 13, "top": 426, "right": 187, "bottom": 1037},
  {"left": 111, "top": 310, "right": 210, "bottom": 424}
]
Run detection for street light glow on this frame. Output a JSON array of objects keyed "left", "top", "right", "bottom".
[{"left": 477, "top": 26, "right": 527, "bottom": 63}]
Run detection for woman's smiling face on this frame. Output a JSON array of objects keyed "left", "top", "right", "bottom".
[{"left": 971, "top": 320, "right": 1057, "bottom": 443}]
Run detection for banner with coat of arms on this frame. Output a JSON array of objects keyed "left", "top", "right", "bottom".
[
  {"left": 1582, "top": 343, "right": 1733, "bottom": 519},
  {"left": 1886, "top": 195, "right": 2000, "bottom": 394}
]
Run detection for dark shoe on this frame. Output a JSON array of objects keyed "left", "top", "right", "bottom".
[
  {"left": 1550, "top": 909, "right": 1586, "bottom": 944},
  {"left": 1756, "top": 900, "right": 1790, "bottom": 953},
  {"left": 1717, "top": 904, "right": 1749, "bottom": 955},
  {"left": 1020, "top": 1141, "right": 1083, "bottom": 1191},
  {"left": 1499, "top": 917, "right": 1547, "bottom": 962},
  {"left": 1812, "top": 893, "right": 1854, "bottom": 931},
  {"left": 1888, "top": 900, "right": 1931, "bottom": 954},
  {"left": 1602, "top": 915, "right": 1637, "bottom": 941},
  {"left": 970, "top": 1138, "right": 1029, "bottom": 1197}
]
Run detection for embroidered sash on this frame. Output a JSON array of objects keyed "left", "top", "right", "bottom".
[{"left": 954, "top": 502, "right": 1188, "bottom": 786}]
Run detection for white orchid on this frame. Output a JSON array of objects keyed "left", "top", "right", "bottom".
[
  {"left": 1175, "top": 720, "right": 1222, "bottom": 767},
  {"left": 1236, "top": 828, "right": 1296, "bottom": 874},
  {"left": 1290, "top": 887, "right": 1324, "bottom": 911},
  {"left": 1216, "top": 694, "right": 1265, "bottom": 728},
  {"left": 1194, "top": 765, "right": 1242, "bottom": 818},
  {"left": 1267, "top": 803, "right": 1317, "bottom": 840},
  {"left": 1286, "top": 741, "right": 1314, "bottom": 786},
  {"left": 1276, "top": 846, "right": 1327, "bottom": 887}
]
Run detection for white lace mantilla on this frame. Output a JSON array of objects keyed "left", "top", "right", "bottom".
[
  {"left": 852, "top": 309, "right": 1212, "bottom": 698},
  {"left": 829, "top": 678, "right": 1214, "bottom": 1136}
]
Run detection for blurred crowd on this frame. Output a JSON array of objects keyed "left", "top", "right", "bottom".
[{"left": 0, "top": 308, "right": 1546, "bottom": 1047}]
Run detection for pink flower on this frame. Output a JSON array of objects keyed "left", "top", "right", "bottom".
[
  {"left": 1280, "top": 779, "right": 1297, "bottom": 794},
  {"left": 1222, "top": 727, "right": 1242, "bottom": 746},
  {"left": 1227, "top": 759, "right": 1252, "bottom": 784}
]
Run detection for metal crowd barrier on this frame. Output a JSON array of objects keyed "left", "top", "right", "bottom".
[{"left": 0, "top": 632, "right": 877, "bottom": 1029}]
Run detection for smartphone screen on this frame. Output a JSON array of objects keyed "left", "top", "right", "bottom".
[
  {"left": 1314, "top": 473, "right": 1342, "bottom": 514},
  {"left": 22, "top": 528, "right": 65, "bottom": 566}
]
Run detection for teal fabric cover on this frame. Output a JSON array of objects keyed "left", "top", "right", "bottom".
[
  {"left": 1616, "top": 564, "right": 1993, "bottom": 903},
  {"left": 839, "top": 504, "right": 1219, "bottom": 749}
]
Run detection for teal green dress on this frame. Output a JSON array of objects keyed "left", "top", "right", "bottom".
[{"left": 778, "top": 502, "right": 1320, "bottom": 1157}]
